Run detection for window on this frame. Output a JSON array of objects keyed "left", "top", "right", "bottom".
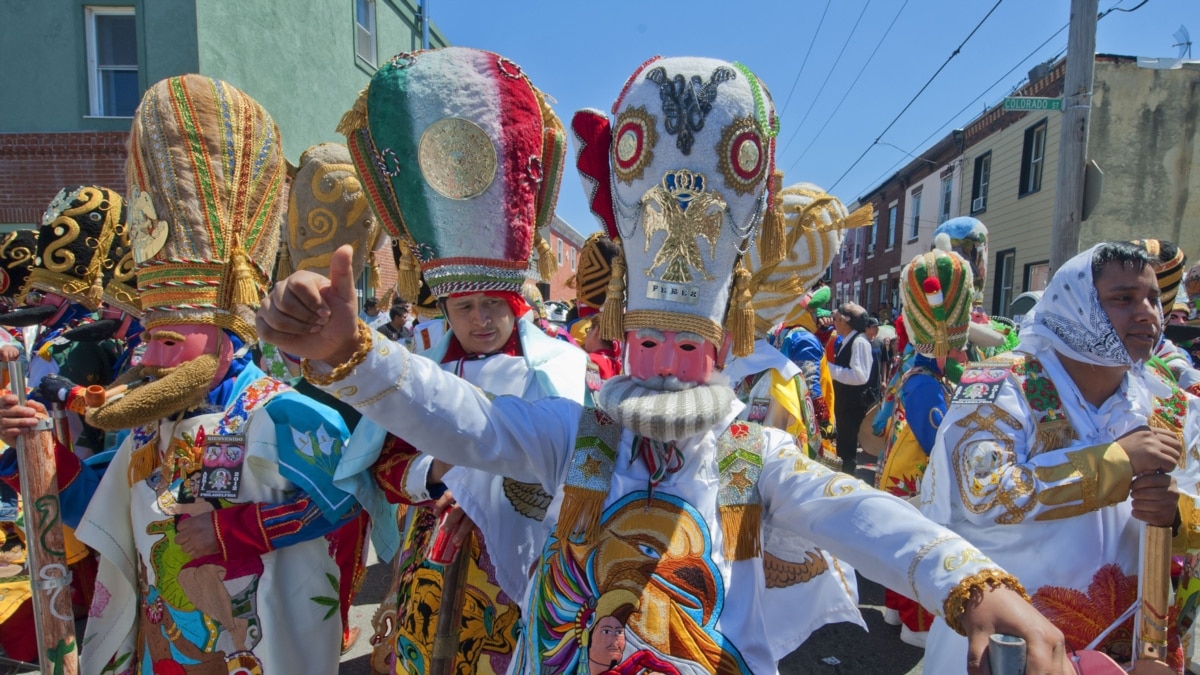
[
  {"left": 886, "top": 203, "right": 898, "bottom": 249},
  {"left": 970, "top": 152, "right": 991, "bottom": 214},
  {"left": 86, "top": 7, "right": 138, "bottom": 117},
  {"left": 556, "top": 238, "right": 563, "bottom": 265},
  {"left": 570, "top": 247, "right": 576, "bottom": 271},
  {"left": 853, "top": 281, "right": 861, "bottom": 306},
  {"left": 355, "top": 0, "right": 377, "bottom": 67},
  {"left": 940, "top": 175, "right": 953, "bottom": 223},
  {"left": 909, "top": 188, "right": 922, "bottom": 240},
  {"left": 852, "top": 229, "right": 861, "bottom": 262},
  {"left": 890, "top": 278, "right": 900, "bottom": 310},
  {"left": 867, "top": 214, "right": 877, "bottom": 255},
  {"left": 841, "top": 238, "right": 849, "bottom": 266},
  {"left": 865, "top": 282, "right": 873, "bottom": 313},
  {"left": 1019, "top": 118, "right": 1048, "bottom": 197},
  {"left": 1024, "top": 261, "right": 1051, "bottom": 292},
  {"left": 993, "top": 249, "right": 1016, "bottom": 316}
]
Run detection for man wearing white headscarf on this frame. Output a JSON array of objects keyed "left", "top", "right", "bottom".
[{"left": 920, "top": 241, "right": 1200, "bottom": 672}]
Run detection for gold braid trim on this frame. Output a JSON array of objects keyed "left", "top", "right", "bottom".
[
  {"left": 943, "top": 569, "right": 1030, "bottom": 636},
  {"left": 302, "top": 320, "right": 374, "bottom": 386},
  {"left": 623, "top": 309, "right": 724, "bottom": 349}
]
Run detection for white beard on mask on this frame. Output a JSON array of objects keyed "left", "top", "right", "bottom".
[{"left": 594, "top": 372, "right": 735, "bottom": 443}]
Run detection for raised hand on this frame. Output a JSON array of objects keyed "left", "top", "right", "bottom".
[{"left": 256, "top": 244, "right": 360, "bottom": 364}]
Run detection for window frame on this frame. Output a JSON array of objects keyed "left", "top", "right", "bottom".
[
  {"left": 908, "top": 188, "right": 922, "bottom": 241},
  {"left": 886, "top": 202, "right": 898, "bottom": 250},
  {"left": 85, "top": 6, "right": 138, "bottom": 118},
  {"left": 970, "top": 152, "right": 991, "bottom": 215},
  {"left": 939, "top": 174, "right": 953, "bottom": 223},
  {"left": 354, "top": 0, "right": 377, "bottom": 68},
  {"left": 1024, "top": 260, "right": 1051, "bottom": 293},
  {"left": 556, "top": 238, "right": 563, "bottom": 265},
  {"left": 992, "top": 248, "right": 1017, "bottom": 316},
  {"left": 867, "top": 213, "right": 878, "bottom": 256},
  {"left": 1019, "top": 118, "right": 1048, "bottom": 198}
]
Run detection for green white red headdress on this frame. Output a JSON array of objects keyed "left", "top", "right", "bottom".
[
  {"left": 573, "top": 56, "right": 785, "bottom": 357},
  {"left": 338, "top": 47, "right": 566, "bottom": 301},
  {"left": 900, "top": 248, "right": 973, "bottom": 358}
]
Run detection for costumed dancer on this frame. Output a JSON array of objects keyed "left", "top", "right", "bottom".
[
  {"left": 277, "top": 141, "right": 383, "bottom": 654},
  {"left": 875, "top": 248, "right": 975, "bottom": 648},
  {"left": 332, "top": 47, "right": 588, "bottom": 675},
  {"left": 921, "top": 241, "right": 1200, "bottom": 672},
  {"left": 261, "top": 54, "right": 1072, "bottom": 675},
  {"left": 1135, "top": 239, "right": 1200, "bottom": 396},
  {"left": 778, "top": 286, "right": 838, "bottom": 462},
  {"left": 570, "top": 232, "right": 624, "bottom": 392},
  {"left": 721, "top": 179, "right": 867, "bottom": 658},
  {"left": 2, "top": 75, "right": 363, "bottom": 674}
]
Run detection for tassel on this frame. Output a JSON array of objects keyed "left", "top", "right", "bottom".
[
  {"left": 87, "top": 276, "right": 105, "bottom": 307},
  {"left": 1036, "top": 419, "right": 1077, "bottom": 454},
  {"left": 535, "top": 232, "right": 557, "bottom": 281},
  {"left": 555, "top": 485, "right": 607, "bottom": 547},
  {"left": 126, "top": 442, "right": 160, "bottom": 486},
  {"left": 719, "top": 503, "right": 762, "bottom": 560},
  {"left": 598, "top": 249, "right": 626, "bottom": 342},
  {"left": 226, "top": 246, "right": 265, "bottom": 308},
  {"left": 841, "top": 203, "right": 875, "bottom": 232},
  {"left": 335, "top": 87, "right": 370, "bottom": 137},
  {"left": 367, "top": 250, "right": 381, "bottom": 291},
  {"left": 396, "top": 239, "right": 422, "bottom": 302},
  {"left": 275, "top": 246, "right": 293, "bottom": 280},
  {"left": 727, "top": 259, "right": 754, "bottom": 358},
  {"left": 759, "top": 170, "right": 786, "bottom": 268}
]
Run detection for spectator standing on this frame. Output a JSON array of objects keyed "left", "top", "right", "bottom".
[{"left": 828, "top": 302, "right": 876, "bottom": 474}]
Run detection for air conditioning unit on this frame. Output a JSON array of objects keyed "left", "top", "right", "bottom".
[{"left": 972, "top": 196, "right": 986, "bottom": 212}]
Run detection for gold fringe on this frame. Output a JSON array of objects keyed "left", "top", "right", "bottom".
[
  {"left": 127, "top": 442, "right": 160, "bottom": 486},
  {"left": 943, "top": 569, "right": 1029, "bottom": 636},
  {"left": 719, "top": 503, "right": 762, "bottom": 560},
  {"left": 554, "top": 484, "right": 607, "bottom": 547},
  {"left": 841, "top": 203, "right": 875, "bottom": 231},
  {"left": 275, "top": 246, "right": 293, "bottom": 281},
  {"left": 535, "top": 232, "right": 557, "bottom": 282},
  {"left": 758, "top": 170, "right": 786, "bottom": 268},
  {"left": 395, "top": 239, "right": 422, "bottom": 302},
  {"left": 335, "top": 87, "right": 370, "bottom": 137},
  {"left": 225, "top": 246, "right": 265, "bottom": 308},
  {"left": 1036, "top": 419, "right": 1077, "bottom": 454},
  {"left": 598, "top": 249, "right": 626, "bottom": 342},
  {"left": 727, "top": 259, "right": 754, "bottom": 358}
]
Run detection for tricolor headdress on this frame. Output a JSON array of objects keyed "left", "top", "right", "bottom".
[
  {"left": 574, "top": 56, "right": 784, "bottom": 357},
  {"left": 1133, "top": 239, "right": 1186, "bottom": 309},
  {"left": 23, "top": 186, "right": 129, "bottom": 312},
  {"left": 126, "top": 75, "right": 286, "bottom": 342},
  {"left": 282, "top": 143, "right": 380, "bottom": 281},
  {"left": 900, "top": 249, "right": 974, "bottom": 358},
  {"left": 933, "top": 217, "right": 989, "bottom": 304},
  {"left": 337, "top": 47, "right": 566, "bottom": 301}
]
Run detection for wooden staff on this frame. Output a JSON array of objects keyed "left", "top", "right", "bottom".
[
  {"left": 7, "top": 360, "right": 78, "bottom": 675},
  {"left": 1130, "top": 524, "right": 1175, "bottom": 674},
  {"left": 428, "top": 532, "right": 471, "bottom": 675}
]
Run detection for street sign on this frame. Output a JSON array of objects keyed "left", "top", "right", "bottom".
[{"left": 1003, "top": 96, "right": 1063, "bottom": 111}]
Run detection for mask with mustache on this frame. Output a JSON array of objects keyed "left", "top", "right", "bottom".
[{"left": 87, "top": 354, "right": 221, "bottom": 431}]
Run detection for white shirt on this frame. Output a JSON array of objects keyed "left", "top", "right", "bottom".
[{"left": 827, "top": 331, "right": 872, "bottom": 386}]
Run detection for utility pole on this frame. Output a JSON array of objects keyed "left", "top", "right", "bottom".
[{"left": 1049, "top": 0, "right": 1098, "bottom": 272}]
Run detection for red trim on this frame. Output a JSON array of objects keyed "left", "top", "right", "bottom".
[{"left": 487, "top": 53, "right": 540, "bottom": 263}]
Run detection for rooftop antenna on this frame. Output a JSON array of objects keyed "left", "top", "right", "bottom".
[{"left": 1174, "top": 25, "right": 1192, "bottom": 59}]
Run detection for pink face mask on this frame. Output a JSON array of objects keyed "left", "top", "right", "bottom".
[
  {"left": 100, "top": 306, "right": 135, "bottom": 340},
  {"left": 27, "top": 290, "right": 70, "bottom": 326},
  {"left": 141, "top": 324, "right": 234, "bottom": 387},
  {"left": 624, "top": 329, "right": 718, "bottom": 388}
]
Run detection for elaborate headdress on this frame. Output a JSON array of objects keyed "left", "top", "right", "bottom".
[
  {"left": 281, "top": 142, "right": 380, "bottom": 281},
  {"left": 23, "top": 186, "right": 128, "bottom": 312},
  {"left": 338, "top": 47, "right": 566, "bottom": 301},
  {"left": 1133, "top": 238, "right": 1186, "bottom": 309},
  {"left": 126, "top": 75, "right": 286, "bottom": 342},
  {"left": 933, "top": 216, "right": 988, "bottom": 303},
  {"left": 0, "top": 230, "right": 38, "bottom": 304},
  {"left": 900, "top": 249, "right": 974, "bottom": 358},
  {"left": 757, "top": 182, "right": 872, "bottom": 337},
  {"left": 574, "top": 56, "right": 784, "bottom": 356}
]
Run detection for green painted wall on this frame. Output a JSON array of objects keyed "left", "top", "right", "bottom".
[
  {"left": 195, "top": 0, "right": 447, "bottom": 164},
  {"left": 0, "top": 0, "right": 198, "bottom": 132}
]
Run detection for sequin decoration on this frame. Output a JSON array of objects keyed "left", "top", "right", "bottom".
[
  {"left": 641, "top": 170, "right": 725, "bottom": 283},
  {"left": 611, "top": 106, "right": 657, "bottom": 185},
  {"left": 417, "top": 117, "right": 498, "bottom": 200},
  {"left": 645, "top": 65, "right": 736, "bottom": 156},
  {"left": 716, "top": 117, "right": 765, "bottom": 195}
]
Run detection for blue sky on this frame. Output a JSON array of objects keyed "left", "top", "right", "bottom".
[{"left": 434, "top": 0, "right": 1197, "bottom": 235}]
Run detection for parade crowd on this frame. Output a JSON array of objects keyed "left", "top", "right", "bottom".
[{"left": 2, "top": 47, "right": 1200, "bottom": 675}]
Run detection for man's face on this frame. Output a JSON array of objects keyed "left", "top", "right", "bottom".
[
  {"left": 832, "top": 311, "right": 852, "bottom": 337},
  {"left": 364, "top": 303, "right": 380, "bottom": 316},
  {"left": 444, "top": 292, "right": 516, "bottom": 355},
  {"left": 1094, "top": 261, "right": 1161, "bottom": 363},
  {"left": 1168, "top": 309, "right": 1189, "bottom": 325},
  {"left": 589, "top": 616, "right": 626, "bottom": 670},
  {"left": 625, "top": 328, "right": 717, "bottom": 390},
  {"left": 865, "top": 325, "right": 878, "bottom": 341}
]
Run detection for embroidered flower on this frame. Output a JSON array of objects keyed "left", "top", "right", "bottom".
[
  {"left": 291, "top": 426, "right": 316, "bottom": 458},
  {"left": 315, "top": 425, "right": 334, "bottom": 456},
  {"left": 729, "top": 422, "right": 751, "bottom": 439},
  {"left": 90, "top": 581, "right": 111, "bottom": 618}
]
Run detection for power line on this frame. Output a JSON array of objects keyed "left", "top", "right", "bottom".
[
  {"left": 849, "top": 0, "right": 1139, "bottom": 198},
  {"left": 784, "top": 0, "right": 910, "bottom": 173},
  {"left": 829, "top": 0, "right": 1007, "bottom": 192},
  {"left": 780, "top": 0, "right": 874, "bottom": 156},
  {"left": 778, "top": 0, "right": 832, "bottom": 118}
]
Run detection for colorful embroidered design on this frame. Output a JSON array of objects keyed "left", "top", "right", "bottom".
[
  {"left": 716, "top": 117, "right": 766, "bottom": 196},
  {"left": 642, "top": 170, "right": 724, "bottom": 283},
  {"left": 644, "top": 65, "right": 736, "bottom": 155},
  {"left": 611, "top": 106, "right": 657, "bottom": 185}
]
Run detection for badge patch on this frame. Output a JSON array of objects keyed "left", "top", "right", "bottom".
[
  {"left": 747, "top": 397, "right": 770, "bottom": 423},
  {"left": 198, "top": 434, "right": 245, "bottom": 499},
  {"left": 950, "top": 366, "right": 1009, "bottom": 405}
]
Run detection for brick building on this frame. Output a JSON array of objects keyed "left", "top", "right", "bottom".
[{"left": 545, "top": 216, "right": 586, "bottom": 303}]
